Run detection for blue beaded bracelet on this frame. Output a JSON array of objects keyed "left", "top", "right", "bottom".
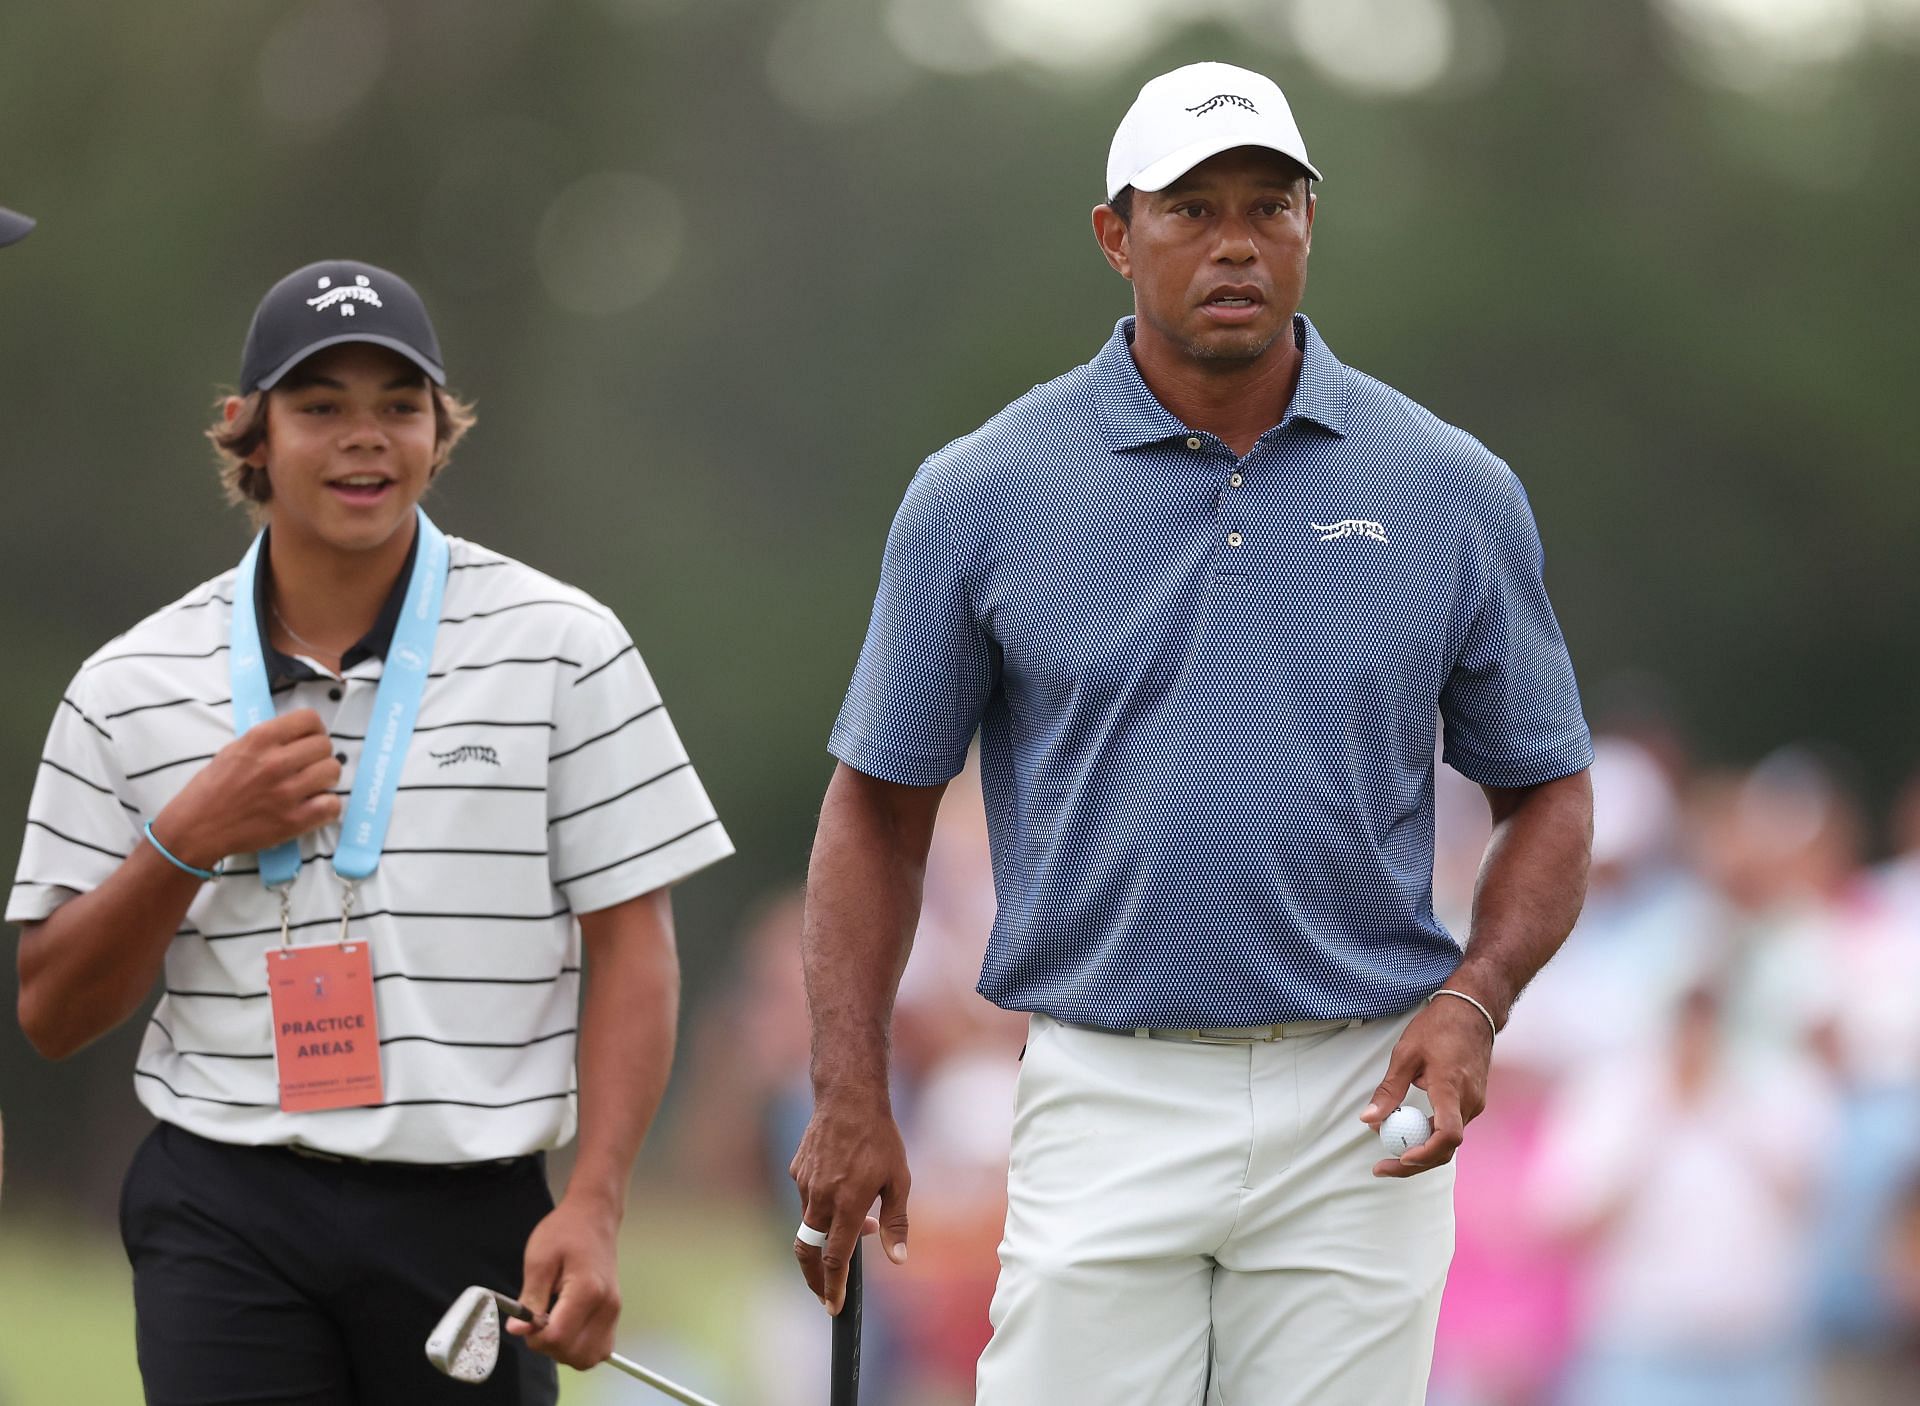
[{"left": 143, "top": 821, "right": 222, "bottom": 882}]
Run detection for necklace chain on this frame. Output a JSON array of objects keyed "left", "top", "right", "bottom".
[{"left": 270, "top": 602, "right": 334, "bottom": 658}]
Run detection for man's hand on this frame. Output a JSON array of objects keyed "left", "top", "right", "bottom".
[
  {"left": 508, "top": 1196, "right": 622, "bottom": 1371},
  {"left": 153, "top": 708, "right": 342, "bottom": 867},
  {"left": 1359, "top": 997, "right": 1493, "bottom": 1178},
  {"left": 789, "top": 1094, "right": 910, "bottom": 1313}
]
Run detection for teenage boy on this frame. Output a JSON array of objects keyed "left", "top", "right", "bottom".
[{"left": 12, "top": 260, "right": 732, "bottom": 1404}]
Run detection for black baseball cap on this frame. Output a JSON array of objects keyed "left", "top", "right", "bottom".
[
  {"left": 0, "top": 206, "right": 34, "bottom": 248},
  {"left": 239, "top": 259, "right": 446, "bottom": 393}
]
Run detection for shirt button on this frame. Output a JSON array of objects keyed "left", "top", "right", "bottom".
[
  {"left": 328, "top": 687, "right": 343, "bottom": 702},
  {"left": 1227, "top": 532, "right": 1244, "bottom": 547},
  {"left": 1229, "top": 473, "right": 1244, "bottom": 487},
  {"left": 1186, "top": 436, "right": 1203, "bottom": 450}
]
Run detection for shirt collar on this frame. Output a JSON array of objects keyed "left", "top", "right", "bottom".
[
  {"left": 1093, "top": 312, "right": 1351, "bottom": 451},
  {"left": 255, "top": 528, "right": 418, "bottom": 686}
]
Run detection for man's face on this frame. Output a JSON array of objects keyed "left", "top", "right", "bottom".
[
  {"left": 238, "top": 342, "right": 437, "bottom": 555},
  {"left": 1094, "top": 146, "right": 1315, "bottom": 367}
]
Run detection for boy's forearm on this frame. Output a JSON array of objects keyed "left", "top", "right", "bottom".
[
  {"left": 566, "top": 891, "right": 680, "bottom": 1216},
  {"left": 17, "top": 842, "right": 203, "bottom": 1059}
]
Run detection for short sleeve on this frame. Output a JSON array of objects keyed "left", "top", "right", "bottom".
[
  {"left": 547, "top": 614, "right": 733, "bottom": 914},
  {"left": 8, "top": 674, "right": 139, "bottom": 923},
  {"left": 1440, "top": 472, "right": 1593, "bottom": 788},
  {"left": 829, "top": 467, "right": 997, "bottom": 785}
]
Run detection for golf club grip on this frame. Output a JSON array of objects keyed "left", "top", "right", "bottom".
[
  {"left": 488, "top": 1291, "right": 540, "bottom": 1325},
  {"left": 830, "top": 1242, "right": 863, "bottom": 1405}
]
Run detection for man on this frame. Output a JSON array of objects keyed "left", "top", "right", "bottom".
[
  {"left": 12, "top": 260, "right": 732, "bottom": 1403},
  {"left": 0, "top": 202, "right": 30, "bottom": 1208},
  {"left": 790, "top": 62, "right": 1594, "bottom": 1403}
]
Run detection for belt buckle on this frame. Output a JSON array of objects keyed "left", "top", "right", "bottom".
[{"left": 1188, "top": 1026, "right": 1278, "bottom": 1045}]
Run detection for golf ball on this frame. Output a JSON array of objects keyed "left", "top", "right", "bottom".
[{"left": 1379, "top": 1105, "right": 1431, "bottom": 1158}]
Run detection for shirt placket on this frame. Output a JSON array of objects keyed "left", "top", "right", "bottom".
[
  {"left": 1185, "top": 432, "right": 1260, "bottom": 569},
  {"left": 307, "top": 667, "right": 376, "bottom": 855}
]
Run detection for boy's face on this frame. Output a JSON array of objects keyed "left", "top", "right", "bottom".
[{"left": 235, "top": 342, "right": 438, "bottom": 557}]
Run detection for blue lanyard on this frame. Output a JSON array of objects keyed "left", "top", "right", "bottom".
[{"left": 229, "top": 509, "right": 449, "bottom": 894}]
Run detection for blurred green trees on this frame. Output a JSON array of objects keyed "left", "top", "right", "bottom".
[{"left": 0, "top": 0, "right": 1913, "bottom": 1211}]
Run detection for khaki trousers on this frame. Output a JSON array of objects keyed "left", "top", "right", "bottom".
[{"left": 976, "top": 1010, "right": 1455, "bottom": 1405}]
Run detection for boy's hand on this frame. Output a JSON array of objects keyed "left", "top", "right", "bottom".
[
  {"left": 152, "top": 709, "right": 343, "bottom": 867},
  {"left": 509, "top": 1197, "right": 623, "bottom": 1370}
]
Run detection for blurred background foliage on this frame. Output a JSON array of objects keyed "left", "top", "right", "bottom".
[{"left": 1, "top": 0, "right": 1916, "bottom": 1398}]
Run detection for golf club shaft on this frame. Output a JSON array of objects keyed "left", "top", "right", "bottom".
[
  {"left": 606, "top": 1350, "right": 723, "bottom": 1406},
  {"left": 489, "top": 1292, "right": 723, "bottom": 1405},
  {"left": 831, "top": 1242, "right": 863, "bottom": 1405}
]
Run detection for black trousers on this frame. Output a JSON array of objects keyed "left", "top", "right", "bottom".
[{"left": 120, "top": 1121, "right": 560, "bottom": 1406}]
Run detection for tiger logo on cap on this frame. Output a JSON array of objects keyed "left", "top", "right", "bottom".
[
  {"left": 306, "top": 274, "right": 383, "bottom": 318},
  {"left": 1185, "top": 94, "right": 1258, "bottom": 117}
]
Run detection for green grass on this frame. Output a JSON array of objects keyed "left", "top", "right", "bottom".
[
  {"left": 0, "top": 1213, "right": 140, "bottom": 1402},
  {"left": 0, "top": 1193, "right": 771, "bottom": 1404}
]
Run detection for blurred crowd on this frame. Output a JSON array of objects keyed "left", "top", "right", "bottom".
[
  {"left": 669, "top": 719, "right": 1920, "bottom": 1406},
  {"left": 1431, "top": 726, "right": 1920, "bottom": 1406}
]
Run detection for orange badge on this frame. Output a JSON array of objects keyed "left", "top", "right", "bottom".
[{"left": 268, "top": 943, "right": 383, "bottom": 1113}]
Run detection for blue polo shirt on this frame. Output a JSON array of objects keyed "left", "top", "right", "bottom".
[{"left": 831, "top": 315, "right": 1592, "bottom": 1028}]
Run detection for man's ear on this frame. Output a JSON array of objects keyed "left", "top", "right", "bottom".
[{"left": 1091, "top": 203, "right": 1133, "bottom": 281}]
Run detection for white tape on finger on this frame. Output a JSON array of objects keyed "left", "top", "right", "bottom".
[{"left": 795, "top": 1222, "right": 830, "bottom": 1249}]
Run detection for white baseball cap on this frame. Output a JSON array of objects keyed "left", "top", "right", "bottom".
[{"left": 1106, "top": 62, "right": 1322, "bottom": 202}]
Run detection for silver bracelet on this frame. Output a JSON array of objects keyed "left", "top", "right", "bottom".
[{"left": 1428, "top": 987, "right": 1498, "bottom": 1041}]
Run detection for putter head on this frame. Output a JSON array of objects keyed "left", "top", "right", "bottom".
[{"left": 425, "top": 1285, "right": 503, "bottom": 1384}]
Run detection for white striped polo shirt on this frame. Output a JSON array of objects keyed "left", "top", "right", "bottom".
[{"left": 8, "top": 534, "right": 733, "bottom": 1163}]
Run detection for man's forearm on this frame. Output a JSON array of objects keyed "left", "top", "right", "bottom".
[
  {"left": 1451, "top": 768, "right": 1594, "bottom": 1028},
  {"left": 801, "top": 764, "right": 946, "bottom": 1105},
  {"left": 568, "top": 892, "right": 680, "bottom": 1216}
]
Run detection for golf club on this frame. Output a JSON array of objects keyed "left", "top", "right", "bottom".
[
  {"left": 830, "top": 1241, "right": 862, "bottom": 1405},
  {"left": 425, "top": 1285, "right": 724, "bottom": 1406}
]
